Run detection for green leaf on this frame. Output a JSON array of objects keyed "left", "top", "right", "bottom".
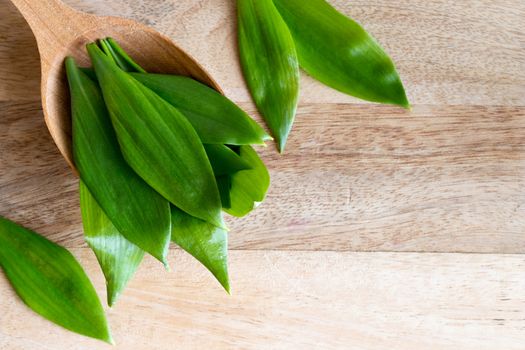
[
  {"left": 87, "top": 43, "right": 225, "bottom": 229},
  {"left": 237, "top": 0, "right": 299, "bottom": 152},
  {"left": 130, "top": 73, "right": 271, "bottom": 146},
  {"left": 273, "top": 0, "right": 409, "bottom": 108},
  {"left": 203, "top": 144, "right": 251, "bottom": 209},
  {"left": 0, "top": 216, "right": 112, "bottom": 344},
  {"left": 204, "top": 144, "right": 252, "bottom": 176},
  {"left": 66, "top": 57, "right": 172, "bottom": 264},
  {"left": 170, "top": 206, "right": 229, "bottom": 293},
  {"left": 225, "top": 146, "right": 270, "bottom": 217},
  {"left": 79, "top": 181, "right": 144, "bottom": 307}
]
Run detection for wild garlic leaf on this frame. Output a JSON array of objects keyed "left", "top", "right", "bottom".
[
  {"left": 87, "top": 43, "right": 225, "bottom": 229},
  {"left": 79, "top": 181, "right": 144, "bottom": 307},
  {"left": 131, "top": 73, "right": 271, "bottom": 146},
  {"left": 66, "top": 57, "right": 171, "bottom": 264},
  {"left": 171, "top": 206, "right": 229, "bottom": 293},
  {"left": 0, "top": 216, "right": 112, "bottom": 343},
  {"left": 237, "top": 0, "right": 299, "bottom": 152},
  {"left": 273, "top": 0, "right": 409, "bottom": 108},
  {"left": 225, "top": 146, "right": 270, "bottom": 217},
  {"left": 204, "top": 144, "right": 252, "bottom": 176}
]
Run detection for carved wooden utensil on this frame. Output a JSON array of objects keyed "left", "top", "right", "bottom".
[{"left": 10, "top": 0, "right": 220, "bottom": 170}]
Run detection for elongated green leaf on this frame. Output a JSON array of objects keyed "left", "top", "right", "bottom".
[
  {"left": 204, "top": 144, "right": 252, "bottom": 176},
  {"left": 273, "top": 0, "right": 409, "bottom": 108},
  {"left": 237, "top": 0, "right": 299, "bottom": 152},
  {"left": 131, "top": 73, "right": 270, "bottom": 145},
  {"left": 225, "top": 146, "right": 270, "bottom": 217},
  {"left": 0, "top": 216, "right": 112, "bottom": 343},
  {"left": 170, "top": 206, "right": 229, "bottom": 293},
  {"left": 87, "top": 43, "right": 225, "bottom": 229},
  {"left": 66, "top": 57, "right": 172, "bottom": 264},
  {"left": 79, "top": 181, "right": 144, "bottom": 307}
]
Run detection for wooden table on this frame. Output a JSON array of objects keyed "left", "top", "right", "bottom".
[{"left": 1, "top": 0, "right": 524, "bottom": 349}]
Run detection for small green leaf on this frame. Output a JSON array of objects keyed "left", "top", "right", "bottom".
[
  {"left": 204, "top": 144, "right": 252, "bottom": 176},
  {"left": 171, "top": 206, "right": 230, "bottom": 293},
  {"left": 87, "top": 43, "right": 225, "bottom": 229},
  {"left": 0, "top": 216, "right": 112, "bottom": 344},
  {"left": 225, "top": 146, "right": 270, "bottom": 217},
  {"left": 273, "top": 0, "right": 409, "bottom": 108},
  {"left": 203, "top": 144, "right": 251, "bottom": 210},
  {"left": 131, "top": 73, "right": 271, "bottom": 146},
  {"left": 80, "top": 181, "right": 144, "bottom": 307},
  {"left": 66, "top": 57, "right": 171, "bottom": 264},
  {"left": 237, "top": 0, "right": 299, "bottom": 152}
]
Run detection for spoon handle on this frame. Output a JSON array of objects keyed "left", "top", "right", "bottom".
[{"left": 9, "top": 0, "right": 89, "bottom": 66}]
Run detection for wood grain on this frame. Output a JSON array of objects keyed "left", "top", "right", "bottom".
[
  {"left": 1, "top": 250, "right": 524, "bottom": 350},
  {"left": 0, "top": 0, "right": 524, "bottom": 348},
  {"left": 1, "top": 101, "right": 523, "bottom": 252}
]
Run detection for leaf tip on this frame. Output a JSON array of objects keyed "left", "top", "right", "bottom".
[
  {"left": 107, "top": 288, "right": 119, "bottom": 308},
  {"left": 277, "top": 138, "right": 287, "bottom": 153},
  {"left": 151, "top": 248, "right": 170, "bottom": 269},
  {"left": 397, "top": 92, "right": 411, "bottom": 110},
  {"left": 222, "top": 279, "right": 231, "bottom": 295},
  {"left": 261, "top": 133, "right": 274, "bottom": 142},
  {"left": 104, "top": 332, "right": 116, "bottom": 346},
  {"left": 402, "top": 98, "right": 411, "bottom": 110},
  {"left": 273, "top": 122, "right": 293, "bottom": 153}
]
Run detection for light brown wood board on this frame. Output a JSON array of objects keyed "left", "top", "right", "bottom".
[{"left": 0, "top": 0, "right": 524, "bottom": 349}]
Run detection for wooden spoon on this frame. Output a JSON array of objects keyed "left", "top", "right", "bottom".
[{"left": 10, "top": 0, "right": 221, "bottom": 171}]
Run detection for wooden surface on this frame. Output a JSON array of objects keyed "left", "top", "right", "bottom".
[
  {"left": 2, "top": 250, "right": 525, "bottom": 350},
  {"left": 0, "top": 0, "right": 524, "bottom": 349}
]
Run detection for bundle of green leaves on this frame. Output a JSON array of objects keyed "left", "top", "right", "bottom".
[
  {"left": 0, "top": 38, "right": 271, "bottom": 344},
  {"left": 68, "top": 38, "right": 271, "bottom": 308}
]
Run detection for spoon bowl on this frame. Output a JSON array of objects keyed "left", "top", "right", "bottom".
[{"left": 10, "top": 0, "right": 221, "bottom": 171}]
